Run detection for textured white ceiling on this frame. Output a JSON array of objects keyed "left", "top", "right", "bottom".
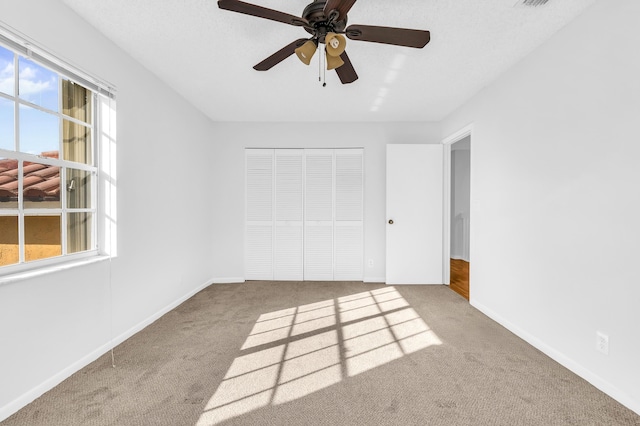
[{"left": 62, "top": 0, "right": 597, "bottom": 122}]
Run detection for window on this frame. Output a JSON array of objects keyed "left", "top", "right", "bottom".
[{"left": 0, "top": 37, "right": 113, "bottom": 273}]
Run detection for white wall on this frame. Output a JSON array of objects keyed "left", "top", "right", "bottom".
[
  {"left": 0, "top": 0, "right": 217, "bottom": 419},
  {"left": 451, "top": 142, "right": 470, "bottom": 261},
  {"left": 209, "top": 122, "right": 441, "bottom": 283},
  {"left": 443, "top": 0, "right": 640, "bottom": 414}
]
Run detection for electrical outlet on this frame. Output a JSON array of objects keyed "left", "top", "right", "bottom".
[
  {"left": 596, "top": 332, "right": 609, "bottom": 355},
  {"left": 367, "top": 259, "right": 374, "bottom": 268}
]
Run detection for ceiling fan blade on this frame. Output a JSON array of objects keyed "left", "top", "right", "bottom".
[
  {"left": 335, "top": 51, "right": 358, "bottom": 84},
  {"left": 254, "top": 39, "right": 308, "bottom": 71},
  {"left": 218, "top": 0, "right": 308, "bottom": 27},
  {"left": 346, "top": 25, "right": 430, "bottom": 48},
  {"left": 323, "top": 0, "right": 357, "bottom": 22}
]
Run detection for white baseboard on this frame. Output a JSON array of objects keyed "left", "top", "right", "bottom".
[
  {"left": 363, "top": 276, "right": 386, "bottom": 283},
  {"left": 211, "top": 277, "right": 245, "bottom": 284},
  {"left": 0, "top": 278, "right": 214, "bottom": 423},
  {"left": 470, "top": 300, "right": 640, "bottom": 416},
  {"left": 108, "top": 278, "right": 213, "bottom": 348},
  {"left": 0, "top": 340, "right": 113, "bottom": 422}
]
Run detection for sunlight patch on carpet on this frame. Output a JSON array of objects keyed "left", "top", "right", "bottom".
[{"left": 196, "top": 287, "right": 442, "bottom": 425}]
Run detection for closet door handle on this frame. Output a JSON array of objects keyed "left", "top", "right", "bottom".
[{"left": 388, "top": 219, "right": 394, "bottom": 225}]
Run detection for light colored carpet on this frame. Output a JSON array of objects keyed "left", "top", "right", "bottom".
[{"left": 3, "top": 281, "right": 639, "bottom": 425}]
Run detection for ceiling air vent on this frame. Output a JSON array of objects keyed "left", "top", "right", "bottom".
[{"left": 515, "top": 0, "right": 550, "bottom": 7}]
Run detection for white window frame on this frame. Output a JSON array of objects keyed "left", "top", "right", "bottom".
[{"left": 0, "top": 26, "right": 116, "bottom": 277}]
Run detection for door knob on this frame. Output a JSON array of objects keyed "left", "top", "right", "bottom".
[{"left": 388, "top": 219, "right": 394, "bottom": 225}]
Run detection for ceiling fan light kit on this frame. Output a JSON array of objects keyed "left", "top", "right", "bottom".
[
  {"left": 325, "top": 32, "right": 347, "bottom": 57},
  {"left": 294, "top": 32, "right": 345, "bottom": 71},
  {"left": 217, "top": 0, "right": 431, "bottom": 84},
  {"left": 294, "top": 39, "right": 318, "bottom": 65},
  {"left": 325, "top": 51, "right": 345, "bottom": 70}
]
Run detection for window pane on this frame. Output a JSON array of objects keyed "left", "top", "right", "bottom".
[
  {"left": 0, "top": 157, "right": 19, "bottom": 209},
  {"left": 19, "top": 56, "right": 58, "bottom": 111},
  {"left": 66, "top": 168, "right": 92, "bottom": 209},
  {"left": 67, "top": 212, "right": 92, "bottom": 254},
  {"left": 0, "top": 45, "right": 14, "bottom": 96},
  {"left": 19, "top": 105, "right": 59, "bottom": 155},
  {"left": 0, "top": 97, "right": 15, "bottom": 150},
  {"left": 0, "top": 215, "right": 19, "bottom": 266},
  {"left": 25, "top": 215, "right": 61, "bottom": 262},
  {"left": 23, "top": 161, "right": 60, "bottom": 209},
  {"left": 63, "top": 120, "right": 92, "bottom": 165},
  {"left": 62, "top": 80, "right": 91, "bottom": 124}
]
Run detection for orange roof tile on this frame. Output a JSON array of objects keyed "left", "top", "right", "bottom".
[
  {"left": 25, "top": 177, "right": 61, "bottom": 199},
  {"left": 0, "top": 154, "right": 60, "bottom": 203}
]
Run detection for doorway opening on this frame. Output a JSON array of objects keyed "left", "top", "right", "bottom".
[{"left": 443, "top": 126, "right": 472, "bottom": 300}]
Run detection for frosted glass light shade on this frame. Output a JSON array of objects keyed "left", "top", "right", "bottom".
[
  {"left": 295, "top": 40, "right": 317, "bottom": 65},
  {"left": 325, "top": 33, "right": 346, "bottom": 57},
  {"left": 326, "top": 52, "right": 345, "bottom": 70}
]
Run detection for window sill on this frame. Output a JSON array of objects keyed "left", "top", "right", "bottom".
[{"left": 0, "top": 255, "right": 111, "bottom": 287}]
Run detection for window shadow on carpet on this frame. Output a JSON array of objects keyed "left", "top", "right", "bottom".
[{"left": 196, "top": 286, "right": 442, "bottom": 425}]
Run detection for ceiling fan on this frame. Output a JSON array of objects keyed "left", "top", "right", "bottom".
[{"left": 217, "top": 0, "right": 431, "bottom": 84}]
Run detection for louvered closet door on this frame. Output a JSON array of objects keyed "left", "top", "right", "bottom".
[
  {"left": 334, "top": 149, "right": 364, "bottom": 280},
  {"left": 245, "top": 149, "right": 274, "bottom": 280},
  {"left": 246, "top": 148, "right": 363, "bottom": 281},
  {"left": 274, "top": 150, "right": 304, "bottom": 280},
  {"left": 304, "top": 149, "right": 334, "bottom": 280}
]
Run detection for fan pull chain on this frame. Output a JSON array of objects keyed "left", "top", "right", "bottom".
[
  {"left": 321, "top": 44, "right": 327, "bottom": 87},
  {"left": 318, "top": 43, "right": 321, "bottom": 82},
  {"left": 323, "top": 60, "right": 327, "bottom": 87}
]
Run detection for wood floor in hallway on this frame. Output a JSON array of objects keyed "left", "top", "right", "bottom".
[{"left": 450, "top": 258, "right": 469, "bottom": 300}]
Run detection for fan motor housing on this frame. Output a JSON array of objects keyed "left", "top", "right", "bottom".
[{"left": 302, "top": 0, "right": 347, "bottom": 40}]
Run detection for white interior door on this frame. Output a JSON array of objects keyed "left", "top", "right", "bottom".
[{"left": 386, "top": 144, "right": 443, "bottom": 284}]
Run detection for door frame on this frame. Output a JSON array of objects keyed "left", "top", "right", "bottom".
[{"left": 442, "top": 124, "right": 473, "bottom": 287}]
